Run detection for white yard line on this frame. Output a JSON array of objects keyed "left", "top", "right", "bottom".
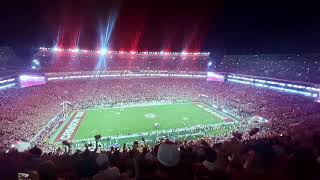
[{"left": 56, "top": 101, "right": 238, "bottom": 143}]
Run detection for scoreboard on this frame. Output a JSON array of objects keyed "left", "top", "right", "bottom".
[
  {"left": 207, "top": 72, "right": 225, "bottom": 82},
  {"left": 19, "top": 74, "right": 47, "bottom": 88}
]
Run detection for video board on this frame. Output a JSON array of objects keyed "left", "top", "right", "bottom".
[
  {"left": 19, "top": 74, "right": 47, "bottom": 88},
  {"left": 207, "top": 72, "right": 225, "bottom": 82}
]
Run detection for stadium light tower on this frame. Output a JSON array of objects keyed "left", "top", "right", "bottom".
[
  {"left": 31, "top": 59, "right": 40, "bottom": 70},
  {"left": 73, "top": 48, "right": 80, "bottom": 53},
  {"left": 32, "top": 59, "right": 40, "bottom": 65},
  {"left": 100, "top": 48, "right": 107, "bottom": 55},
  {"left": 53, "top": 47, "right": 59, "bottom": 52},
  {"left": 181, "top": 51, "right": 187, "bottom": 55}
]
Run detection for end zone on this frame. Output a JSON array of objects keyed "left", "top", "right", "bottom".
[{"left": 54, "top": 111, "right": 86, "bottom": 142}]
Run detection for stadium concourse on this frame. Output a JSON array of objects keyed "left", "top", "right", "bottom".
[{"left": 0, "top": 48, "right": 320, "bottom": 179}]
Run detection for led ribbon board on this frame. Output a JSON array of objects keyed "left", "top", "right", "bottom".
[
  {"left": 19, "top": 74, "right": 47, "bottom": 88},
  {"left": 207, "top": 72, "right": 225, "bottom": 82}
]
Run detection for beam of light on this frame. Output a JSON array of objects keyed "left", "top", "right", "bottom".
[
  {"left": 76, "top": 31, "right": 81, "bottom": 48},
  {"left": 49, "top": 26, "right": 63, "bottom": 71},
  {"left": 53, "top": 26, "right": 61, "bottom": 52},
  {"left": 53, "top": 47, "right": 59, "bottom": 52},
  {"left": 95, "top": 10, "right": 118, "bottom": 71},
  {"left": 100, "top": 48, "right": 108, "bottom": 55},
  {"left": 70, "top": 31, "right": 81, "bottom": 56}
]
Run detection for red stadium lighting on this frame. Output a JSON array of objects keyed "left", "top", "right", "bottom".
[{"left": 42, "top": 47, "right": 211, "bottom": 56}]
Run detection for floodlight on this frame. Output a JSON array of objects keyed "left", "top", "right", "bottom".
[
  {"left": 100, "top": 48, "right": 107, "bottom": 55},
  {"left": 32, "top": 59, "right": 39, "bottom": 65},
  {"left": 73, "top": 48, "right": 80, "bottom": 53}
]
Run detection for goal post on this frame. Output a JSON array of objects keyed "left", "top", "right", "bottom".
[{"left": 61, "top": 101, "right": 72, "bottom": 120}]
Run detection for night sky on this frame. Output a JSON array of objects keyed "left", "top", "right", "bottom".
[{"left": 0, "top": 0, "right": 320, "bottom": 58}]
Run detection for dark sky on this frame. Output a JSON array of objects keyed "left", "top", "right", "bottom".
[{"left": 0, "top": 0, "right": 320, "bottom": 58}]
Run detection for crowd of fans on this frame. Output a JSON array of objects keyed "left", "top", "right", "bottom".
[
  {"left": 1, "top": 123, "right": 319, "bottom": 179},
  {"left": 1, "top": 76, "right": 320, "bottom": 179},
  {"left": 1, "top": 77, "right": 319, "bottom": 147},
  {"left": 1, "top": 47, "right": 320, "bottom": 178},
  {"left": 216, "top": 54, "right": 320, "bottom": 83},
  {"left": 34, "top": 50, "right": 320, "bottom": 84}
]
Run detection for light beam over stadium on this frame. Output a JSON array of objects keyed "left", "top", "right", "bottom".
[
  {"left": 99, "top": 48, "right": 108, "bottom": 55},
  {"left": 53, "top": 26, "right": 61, "bottom": 53},
  {"left": 96, "top": 10, "right": 118, "bottom": 71},
  {"left": 53, "top": 47, "right": 59, "bottom": 52}
]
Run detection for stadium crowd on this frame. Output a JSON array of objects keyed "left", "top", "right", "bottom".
[
  {"left": 1, "top": 124, "right": 320, "bottom": 179},
  {"left": 217, "top": 54, "right": 320, "bottom": 83},
  {"left": 1, "top": 78, "right": 320, "bottom": 148},
  {"left": 1, "top": 77, "right": 320, "bottom": 179},
  {"left": 35, "top": 50, "right": 320, "bottom": 83},
  {"left": 33, "top": 51, "right": 209, "bottom": 72}
]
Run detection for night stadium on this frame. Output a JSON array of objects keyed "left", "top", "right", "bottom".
[{"left": 1, "top": 0, "right": 320, "bottom": 179}]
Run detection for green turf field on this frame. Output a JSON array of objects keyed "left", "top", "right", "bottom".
[
  {"left": 74, "top": 103, "right": 224, "bottom": 140},
  {"left": 51, "top": 102, "right": 237, "bottom": 147}
]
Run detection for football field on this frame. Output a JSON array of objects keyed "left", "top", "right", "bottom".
[{"left": 51, "top": 102, "right": 236, "bottom": 145}]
